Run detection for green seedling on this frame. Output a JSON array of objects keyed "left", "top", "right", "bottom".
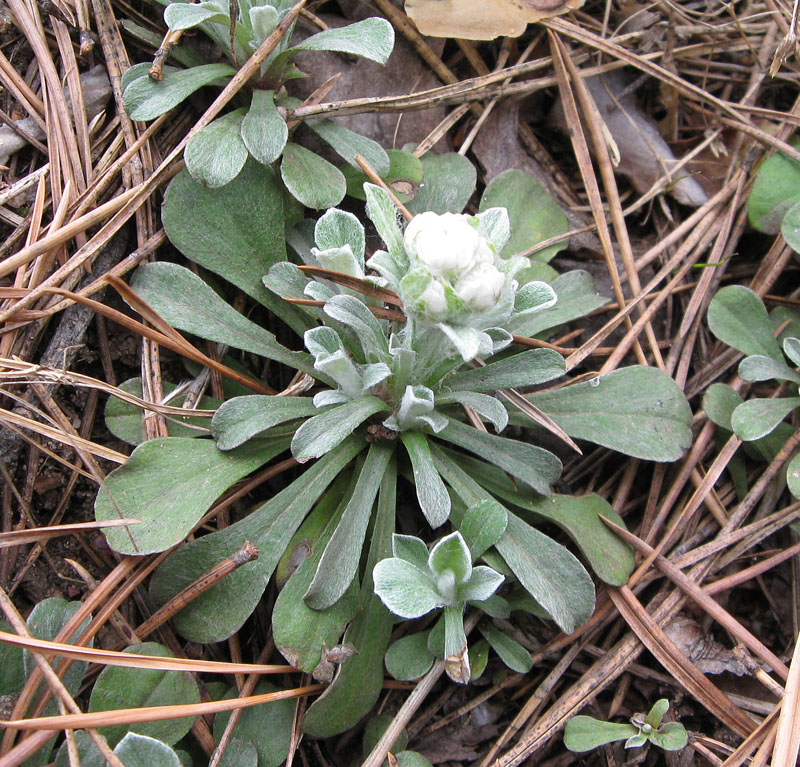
[{"left": 564, "top": 699, "right": 688, "bottom": 753}]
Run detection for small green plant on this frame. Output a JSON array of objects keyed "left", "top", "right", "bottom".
[
  {"left": 747, "top": 140, "right": 800, "bottom": 253},
  {"left": 564, "top": 699, "right": 688, "bottom": 754},
  {"left": 374, "top": 529, "right": 504, "bottom": 682},
  {"left": 122, "top": 0, "right": 394, "bottom": 204},
  {"left": 706, "top": 285, "right": 800, "bottom": 499},
  {"left": 94, "top": 164, "right": 691, "bottom": 736}
]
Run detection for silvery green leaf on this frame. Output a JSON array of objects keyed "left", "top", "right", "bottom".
[
  {"left": 313, "top": 390, "right": 349, "bottom": 408},
  {"left": 478, "top": 620, "right": 531, "bottom": 673},
  {"left": 304, "top": 281, "right": 336, "bottom": 303},
  {"left": 624, "top": 734, "right": 648, "bottom": 749},
  {"left": 307, "top": 118, "right": 390, "bottom": 176},
  {"left": 514, "top": 281, "right": 558, "bottom": 315},
  {"left": 315, "top": 208, "right": 365, "bottom": 265},
  {"left": 428, "top": 532, "right": 472, "bottom": 583},
  {"left": 384, "top": 633, "right": 435, "bottom": 681},
  {"left": 389, "top": 340, "right": 416, "bottom": 394},
  {"left": 312, "top": 244, "right": 362, "bottom": 278},
  {"left": 164, "top": 2, "right": 227, "bottom": 30},
  {"left": 185, "top": 110, "right": 248, "bottom": 188},
  {"left": 241, "top": 89, "right": 287, "bottom": 166},
  {"left": 442, "top": 605, "right": 468, "bottom": 679},
  {"left": 392, "top": 534, "right": 429, "bottom": 570},
  {"left": 485, "top": 327, "right": 514, "bottom": 354},
  {"left": 475, "top": 207, "right": 511, "bottom": 254},
  {"left": 730, "top": 397, "right": 800, "bottom": 441},
  {"left": 264, "top": 262, "right": 312, "bottom": 300},
  {"left": 124, "top": 63, "right": 235, "bottom": 121},
  {"left": 436, "top": 324, "right": 491, "bottom": 361},
  {"left": 249, "top": 4, "right": 278, "bottom": 43},
  {"left": 649, "top": 722, "right": 688, "bottom": 751},
  {"left": 707, "top": 286, "right": 783, "bottom": 361},
  {"left": 458, "top": 567, "right": 503, "bottom": 602},
  {"left": 361, "top": 362, "right": 392, "bottom": 389},
  {"left": 436, "top": 391, "right": 508, "bottom": 432},
  {"left": 324, "top": 294, "right": 390, "bottom": 363},
  {"left": 305, "top": 325, "right": 344, "bottom": 360},
  {"left": 290, "top": 18, "right": 394, "bottom": 65},
  {"left": 365, "top": 185, "right": 408, "bottom": 273},
  {"left": 645, "top": 699, "right": 669, "bottom": 729},
  {"left": 458, "top": 499, "right": 507, "bottom": 560},
  {"left": 400, "top": 431, "right": 450, "bottom": 527},
  {"left": 313, "top": 349, "right": 365, "bottom": 397},
  {"left": 738, "top": 354, "right": 800, "bottom": 384},
  {"left": 446, "top": 349, "right": 565, "bottom": 393},
  {"left": 281, "top": 143, "right": 346, "bottom": 209},
  {"left": 304, "top": 444, "right": 392, "bottom": 609},
  {"left": 366, "top": 249, "right": 403, "bottom": 290},
  {"left": 395, "top": 385, "right": 447, "bottom": 432},
  {"left": 784, "top": 337, "right": 800, "bottom": 367},
  {"left": 438, "top": 417, "right": 561, "bottom": 496},
  {"left": 470, "top": 594, "right": 510, "bottom": 618},
  {"left": 564, "top": 717, "right": 639, "bottom": 752},
  {"left": 292, "top": 396, "right": 389, "bottom": 462},
  {"left": 373, "top": 559, "right": 443, "bottom": 618},
  {"left": 130, "top": 263, "right": 312, "bottom": 371},
  {"left": 211, "top": 395, "right": 318, "bottom": 450}
]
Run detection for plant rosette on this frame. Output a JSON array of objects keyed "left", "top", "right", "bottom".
[
  {"left": 564, "top": 699, "right": 688, "bottom": 753},
  {"left": 373, "top": 532, "right": 504, "bottom": 682}
]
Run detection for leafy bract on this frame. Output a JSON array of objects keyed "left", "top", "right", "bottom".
[
  {"left": 525, "top": 366, "right": 692, "bottom": 462},
  {"left": 96, "top": 437, "right": 288, "bottom": 555}
]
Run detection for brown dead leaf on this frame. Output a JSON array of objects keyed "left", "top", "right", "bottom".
[
  {"left": 405, "top": 0, "right": 585, "bottom": 40},
  {"left": 663, "top": 615, "right": 750, "bottom": 676}
]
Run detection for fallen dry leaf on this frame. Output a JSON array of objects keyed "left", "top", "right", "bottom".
[{"left": 405, "top": 0, "right": 585, "bottom": 40}]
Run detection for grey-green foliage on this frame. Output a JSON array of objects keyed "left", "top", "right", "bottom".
[
  {"left": 706, "top": 286, "right": 800, "bottom": 499},
  {"left": 564, "top": 699, "right": 688, "bottom": 753},
  {"left": 96, "top": 170, "right": 692, "bottom": 735},
  {"left": 122, "top": 0, "right": 394, "bottom": 202},
  {"left": 747, "top": 139, "right": 800, "bottom": 252}
]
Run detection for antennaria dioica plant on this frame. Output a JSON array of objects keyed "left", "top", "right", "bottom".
[{"left": 94, "top": 161, "right": 692, "bottom": 737}]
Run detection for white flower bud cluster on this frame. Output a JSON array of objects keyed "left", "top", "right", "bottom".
[{"left": 403, "top": 212, "right": 507, "bottom": 320}]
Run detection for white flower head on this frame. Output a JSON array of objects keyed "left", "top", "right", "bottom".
[
  {"left": 418, "top": 278, "right": 448, "bottom": 319},
  {"left": 454, "top": 261, "right": 506, "bottom": 312},
  {"left": 404, "top": 212, "right": 483, "bottom": 277}
]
